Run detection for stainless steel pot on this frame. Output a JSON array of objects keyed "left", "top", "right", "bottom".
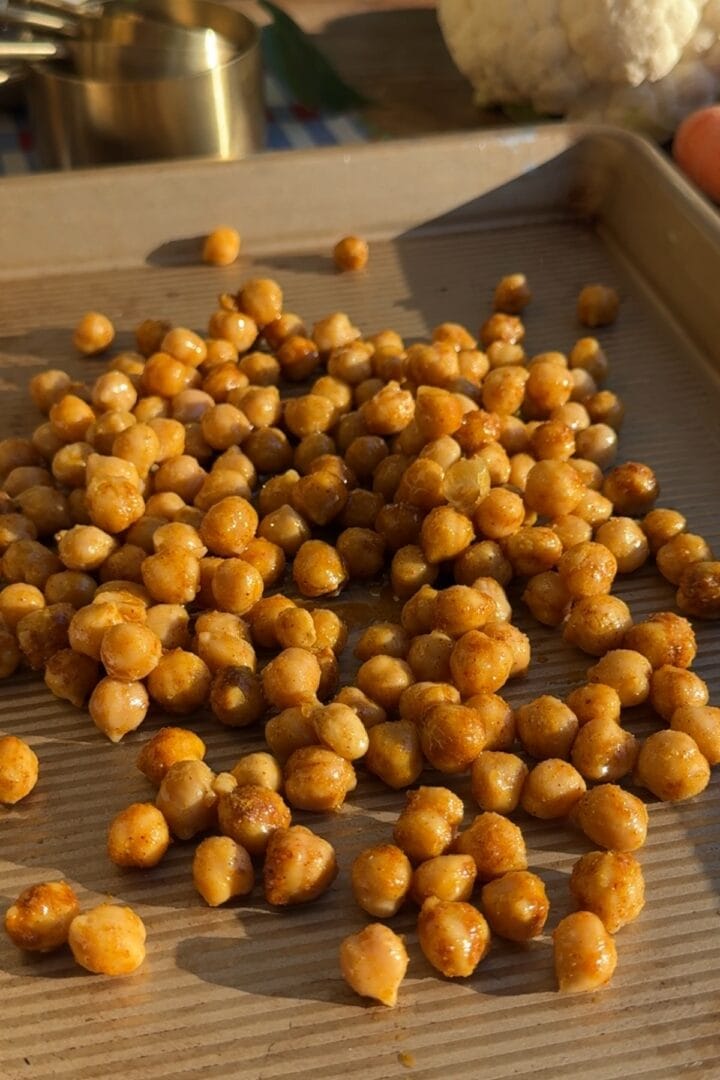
[{"left": 25, "top": 0, "right": 264, "bottom": 168}]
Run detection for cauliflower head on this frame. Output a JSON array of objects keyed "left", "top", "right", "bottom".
[{"left": 438, "top": 0, "right": 720, "bottom": 137}]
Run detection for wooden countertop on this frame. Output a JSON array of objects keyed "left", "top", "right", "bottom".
[{"left": 243, "top": 0, "right": 480, "bottom": 136}]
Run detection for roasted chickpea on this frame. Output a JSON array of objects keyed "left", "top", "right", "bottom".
[
  {"left": 16, "top": 602, "right": 72, "bottom": 669},
  {"left": 553, "top": 911, "right": 617, "bottom": 993},
  {"left": 351, "top": 844, "right": 412, "bottom": 917},
  {"left": 44, "top": 648, "right": 99, "bottom": 708},
  {"left": 202, "top": 226, "right": 241, "bottom": 265},
  {"left": 449, "top": 630, "right": 513, "bottom": 697},
  {"left": 339, "top": 923, "right": 408, "bottom": 1007},
  {"left": 522, "top": 571, "right": 571, "bottom": 627},
  {"left": 312, "top": 702, "right": 369, "bottom": 761},
  {"left": 332, "top": 234, "right": 369, "bottom": 271},
  {"left": 193, "top": 836, "right": 254, "bottom": 906},
  {"left": 4, "top": 881, "right": 80, "bottom": 953},
  {"left": 411, "top": 855, "right": 477, "bottom": 906},
  {"left": 636, "top": 728, "right": 710, "bottom": 803},
  {"left": 73, "top": 311, "right": 115, "bottom": 355},
  {"left": 68, "top": 903, "right": 146, "bottom": 976},
  {"left": 2, "top": 538, "right": 61, "bottom": 589},
  {"left": 570, "top": 850, "right": 645, "bottom": 933},
  {"left": 471, "top": 751, "right": 527, "bottom": 813},
  {"left": 365, "top": 720, "right": 423, "bottom": 789},
  {"left": 141, "top": 548, "right": 200, "bottom": 605},
  {"left": 154, "top": 759, "right": 216, "bottom": 840},
  {"left": 231, "top": 751, "right": 282, "bottom": 792},
  {"left": 0, "top": 735, "right": 39, "bottom": 804},
  {"left": 657, "top": 532, "right": 714, "bottom": 586},
  {"left": 677, "top": 560, "right": 720, "bottom": 619},
  {"left": 136, "top": 726, "right": 206, "bottom": 786},
  {"left": 261, "top": 648, "right": 321, "bottom": 710},
  {"left": 571, "top": 715, "right": 638, "bottom": 782},
  {"left": 100, "top": 622, "right": 162, "bottom": 681},
  {"left": 107, "top": 802, "right": 170, "bottom": 868},
  {"left": 521, "top": 759, "right": 586, "bottom": 818},
  {"left": 89, "top": 677, "right": 149, "bottom": 742},
  {"left": 577, "top": 284, "right": 619, "bottom": 327},
  {"left": 493, "top": 273, "right": 531, "bottom": 314},
  {"left": 418, "top": 896, "right": 490, "bottom": 978},
  {"left": 0, "top": 582, "right": 45, "bottom": 632},
  {"left": 624, "top": 611, "right": 696, "bottom": 669},
  {"left": 564, "top": 684, "right": 621, "bottom": 729},
  {"left": 454, "top": 812, "right": 527, "bottom": 882},
  {"left": 587, "top": 649, "right": 652, "bottom": 707},
  {"left": 573, "top": 784, "right": 648, "bottom": 851},
  {"left": 293, "top": 539, "right": 347, "bottom": 597},
  {"left": 515, "top": 696, "right": 579, "bottom": 760},
  {"left": 642, "top": 507, "right": 687, "bottom": 554},
  {"left": 481, "top": 870, "right": 549, "bottom": 942},
  {"left": 356, "top": 654, "right": 414, "bottom": 711},
  {"left": 283, "top": 746, "right": 356, "bottom": 811},
  {"left": 146, "top": 650, "right": 211, "bottom": 715},
  {"left": 211, "top": 558, "right": 263, "bottom": 616},
  {"left": 263, "top": 825, "right": 337, "bottom": 906},
  {"left": 563, "top": 594, "right": 633, "bottom": 656}
]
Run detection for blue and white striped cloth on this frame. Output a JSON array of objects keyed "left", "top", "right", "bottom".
[{"left": 0, "top": 64, "right": 369, "bottom": 176}]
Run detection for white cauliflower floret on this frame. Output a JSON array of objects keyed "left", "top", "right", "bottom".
[{"left": 438, "top": 0, "right": 720, "bottom": 137}]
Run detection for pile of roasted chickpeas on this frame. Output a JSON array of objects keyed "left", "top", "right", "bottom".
[{"left": 1, "top": 241, "right": 720, "bottom": 999}]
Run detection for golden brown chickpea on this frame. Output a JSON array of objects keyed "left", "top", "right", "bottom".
[
  {"left": 206, "top": 309, "right": 258, "bottom": 353},
  {"left": 204, "top": 337, "right": 239, "bottom": 368},
  {"left": 261, "top": 647, "right": 321, "bottom": 710},
  {"left": 0, "top": 735, "right": 39, "bottom": 804},
  {"left": 107, "top": 802, "right": 170, "bottom": 868},
  {"left": 569, "top": 851, "right": 644, "bottom": 933},
  {"left": 355, "top": 622, "right": 409, "bottom": 662},
  {"left": 637, "top": 728, "right": 711, "bottom": 802},
  {"left": 291, "top": 470, "right": 348, "bottom": 527},
  {"left": 202, "top": 225, "right": 240, "bottom": 265},
  {"left": 566, "top": 683, "right": 622, "bottom": 727},
  {"left": 393, "top": 804, "right": 454, "bottom": 864},
  {"left": 275, "top": 606, "right": 317, "bottom": 651},
  {"left": 553, "top": 911, "right": 617, "bottom": 993},
  {"left": 247, "top": 594, "right": 295, "bottom": 650},
  {"left": 573, "top": 784, "right": 648, "bottom": 851},
  {"left": 231, "top": 752, "right": 282, "bottom": 792},
  {"left": 505, "top": 526, "right": 563, "bottom": 577},
  {"left": 481, "top": 870, "right": 550, "bottom": 942},
  {"left": 530, "top": 419, "right": 576, "bottom": 461},
  {"left": 571, "top": 716, "right": 638, "bottom": 783},
  {"left": 493, "top": 272, "right": 531, "bottom": 314},
  {"left": 141, "top": 548, "right": 200, "bottom": 605},
  {"left": 418, "top": 896, "right": 490, "bottom": 978},
  {"left": 333, "top": 235, "right": 369, "bottom": 271},
  {"left": 136, "top": 726, "right": 206, "bottom": 786},
  {"left": 217, "top": 785, "right": 289, "bottom": 855},
  {"left": 411, "top": 854, "right": 477, "bottom": 906},
  {"left": 569, "top": 337, "right": 608, "bottom": 382},
  {"left": 4, "top": 880, "right": 80, "bottom": 953},
  {"left": 44, "top": 648, "right": 99, "bottom": 708},
  {"left": 351, "top": 844, "right": 412, "bottom": 917},
  {"left": 1, "top": 538, "right": 61, "bottom": 588},
  {"left": 0, "top": 582, "right": 45, "bottom": 633},
  {"left": 523, "top": 460, "right": 585, "bottom": 518},
  {"left": 642, "top": 507, "right": 687, "bottom": 554},
  {"left": 258, "top": 505, "right": 310, "bottom": 557},
  {"left": 455, "top": 812, "right": 527, "bottom": 882},
  {"left": 677, "top": 559, "right": 720, "bottom": 619},
  {"left": 360, "top": 381, "right": 415, "bottom": 436},
  {"left": 390, "top": 544, "right": 439, "bottom": 600},
  {"left": 471, "top": 751, "right": 528, "bottom": 813},
  {"left": 574, "top": 424, "right": 618, "bottom": 470},
  {"left": 602, "top": 461, "right": 659, "bottom": 516},
  {"left": 264, "top": 704, "right": 317, "bottom": 764},
  {"left": 276, "top": 335, "right": 321, "bottom": 382},
  {"left": 339, "top": 923, "right": 408, "bottom": 1008},
  {"left": 407, "top": 630, "right": 453, "bottom": 682},
  {"left": 209, "top": 665, "right": 264, "bottom": 728},
  {"left": 420, "top": 702, "right": 486, "bottom": 773},
  {"left": 522, "top": 571, "right": 572, "bottom": 627},
  {"left": 211, "top": 558, "right": 264, "bottom": 616},
  {"left": 30, "top": 369, "right": 73, "bottom": 414},
  {"left": 587, "top": 649, "right": 652, "bottom": 707},
  {"left": 68, "top": 903, "right": 146, "bottom": 976},
  {"left": 282, "top": 746, "right": 355, "bottom": 812},
  {"left": 577, "top": 284, "right": 620, "bottom": 327},
  {"left": 557, "top": 541, "right": 617, "bottom": 599},
  {"left": 32, "top": 422, "right": 64, "bottom": 462},
  {"left": 3, "top": 464, "right": 52, "bottom": 496},
  {"left": 649, "top": 665, "right": 708, "bottom": 721},
  {"left": 73, "top": 311, "right": 115, "bottom": 355},
  {"left": 516, "top": 696, "right": 579, "bottom": 760},
  {"left": 521, "top": 759, "right": 586, "bottom": 818},
  {"left": 434, "top": 584, "right": 494, "bottom": 638},
  {"left": 657, "top": 532, "right": 714, "bottom": 586},
  {"left": 56, "top": 524, "right": 116, "bottom": 573},
  {"left": 199, "top": 495, "right": 258, "bottom": 558},
  {"left": 398, "top": 682, "right": 459, "bottom": 725},
  {"left": 563, "top": 594, "right": 633, "bottom": 656},
  {"left": 670, "top": 705, "right": 720, "bottom": 764},
  {"left": 293, "top": 539, "right": 348, "bottom": 597},
  {"left": 570, "top": 367, "right": 599, "bottom": 403},
  {"left": 155, "top": 759, "right": 216, "bottom": 840},
  {"left": 89, "top": 677, "right": 149, "bottom": 742},
  {"left": 480, "top": 312, "right": 525, "bottom": 349},
  {"left": 374, "top": 502, "right": 421, "bottom": 552},
  {"left": 465, "top": 692, "right": 515, "bottom": 751},
  {"left": 147, "top": 417, "right": 185, "bottom": 461},
  {"left": 15, "top": 485, "right": 70, "bottom": 538},
  {"left": 16, "top": 602, "right": 73, "bottom": 670},
  {"left": 356, "top": 654, "right": 414, "bottom": 711},
  {"left": 449, "top": 630, "right": 514, "bottom": 696},
  {"left": 193, "top": 836, "right": 254, "bottom": 907},
  {"left": 484, "top": 620, "right": 530, "bottom": 678},
  {"left": 365, "top": 720, "right": 423, "bottom": 789},
  {"left": 133, "top": 395, "right": 168, "bottom": 423},
  {"left": 474, "top": 489, "right": 525, "bottom": 541},
  {"left": 624, "top": 611, "right": 696, "bottom": 669},
  {"left": 593, "top": 517, "right": 648, "bottom": 573},
  {"left": 146, "top": 649, "right": 211, "bottom": 715},
  {"left": 311, "top": 609, "right": 348, "bottom": 655},
  {"left": 263, "top": 825, "right": 337, "bottom": 906}
]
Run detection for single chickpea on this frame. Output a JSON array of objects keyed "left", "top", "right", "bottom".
[
  {"left": 293, "top": 539, "right": 348, "bottom": 597},
  {"left": 474, "top": 489, "right": 525, "bottom": 541},
  {"left": 283, "top": 746, "right": 356, "bottom": 811},
  {"left": 355, "top": 622, "right": 409, "bottom": 662},
  {"left": 217, "top": 784, "right": 291, "bottom": 855},
  {"left": 247, "top": 594, "right": 296, "bottom": 649},
  {"left": 73, "top": 311, "right": 115, "bottom": 355},
  {"left": 68, "top": 903, "right": 146, "bottom": 976},
  {"left": 411, "top": 854, "right": 477, "bottom": 906},
  {"left": 407, "top": 630, "right": 453, "bottom": 683},
  {"left": 465, "top": 692, "right": 515, "bottom": 751},
  {"left": 568, "top": 337, "right": 608, "bottom": 382},
  {"left": 333, "top": 235, "right": 369, "bottom": 271},
  {"left": 135, "top": 317, "right": 172, "bottom": 357},
  {"left": 563, "top": 594, "right": 633, "bottom": 657},
  {"left": 481, "top": 870, "right": 550, "bottom": 942},
  {"left": 565, "top": 684, "right": 621, "bottom": 728},
  {"left": 390, "top": 544, "right": 439, "bottom": 600},
  {"left": 202, "top": 226, "right": 241, "bottom": 266},
  {"left": 107, "top": 803, "right": 170, "bottom": 868},
  {"left": 275, "top": 606, "right": 317, "bottom": 651},
  {"left": 449, "top": 630, "right": 514, "bottom": 696},
  {"left": 146, "top": 650, "right": 211, "bottom": 714},
  {"left": 471, "top": 751, "right": 528, "bottom": 814},
  {"left": 263, "top": 825, "right": 337, "bottom": 906},
  {"left": 277, "top": 336, "right": 321, "bottom": 382},
  {"left": 557, "top": 541, "right": 617, "bottom": 599},
  {"left": 312, "top": 703, "right": 369, "bottom": 761},
  {"left": 207, "top": 664, "right": 264, "bottom": 728},
  {"left": 16, "top": 602, "right": 72, "bottom": 670},
  {"left": 575, "top": 424, "right": 618, "bottom": 470},
  {"left": 657, "top": 533, "right": 714, "bottom": 585},
  {"left": 480, "top": 312, "right": 525, "bottom": 349},
  {"left": 677, "top": 560, "right": 720, "bottom": 619},
  {"left": 434, "top": 585, "right": 494, "bottom": 639},
  {"left": 99, "top": 622, "right": 162, "bottom": 681},
  {"left": 360, "top": 381, "right": 415, "bottom": 436},
  {"left": 602, "top": 462, "right": 659, "bottom": 516},
  {"left": 350, "top": 844, "right": 412, "bottom": 918},
  {"left": 520, "top": 759, "right": 587, "bottom": 818},
  {"left": 587, "top": 649, "right": 652, "bottom": 707},
  {"left": 335, "top": 686, "right": 387, "bottom": 729},
  {"left": 570, "top": 851, "right": 645, "bottom": 933},
  {"left": 669, "top": 704, "right": 720, "bottom": 765},
  {"left": 636, "top": 729, "right": 710, "bottom": 803},
  {"left": 89, "top": 677, "right": 149, "bottom": 742},
  {"left": 523, "top": 460, "right": 585, "bottom": 518},
  {"left": 206, "top": 310, "right": 258, "bottom": 353},
  {"left": 264, "top": 704, "right": 318, "bottom": 763},
  {"left": 594, "top": 517, "right": 649, "bottom": 573},
  {"left": 454, "top": 812, "right": 527, "bottom": 882},
  {"left": 577, "top": 284, "right": 620, "bottom": 327},
  {"left": 0, "top": 735, "right": 39, "bottom": 804},
  {"left": 67, "top": 601, "right": 126, "bottom": 660},
  {"left": 493, "top": 273, "right": 531, "bottom": 314},
  {"left": 210, "top": 558, "right": 264, "bottom": 616},
  {"left": 44, "top": 648, "right": 99, "bottom": 708},
  {"left": 339, "top": 923, "right": 409, "bottom": 1008},
  {"left": 642, "top": 507, "right": 687, "bottom": 554},
  {"left": 2, "top": 538, "right": 62, "bottom": 589},
  {"left": 4, "top": 881, "right": 80, "bottom": 953},
  {"left": 261, "top": 648, "right": 321, "bottom": 710},
  {"left": 340, "top": 488, "right": 384, "bottom": 530},
  {"left": 141, "top": 548, "right": 200, "bottom": 605},
  {"left": 522, "top": 571, "right": 571, "bottom": 627},
  {"left": 335, "top": 527, "right": 386, "bottom": 579},
  {"left": 571, "top": 716, "right": 638, "bottom": 782},
  {"left": 624, "top": 611, "right": 696, "bottom": 670},
  {"left": 258, "top": 504, "right": 311, "bottom": 557},
  {"left": 419, "top": 702, "right": 485, "bottom": 774},
  {"left": 418, "top": 896, "right": 491, "bottom": 978},
  {"left": 30, "top": 369, "right": 73, "bottom": 414},
  {"left": 155, "top": 759, "right": 216, "bottom": 840},
  {"left": 651, "top": 664, "right": 710, "bottom": 722},
  {"left": 515, "top": 696, "right": 579, "bottom": 760},
  {"left": 136, "top": 726, "right": 205, "bottom": 786},
  {"left": 573, "top": 784, "right": 648, "bottom": 851},
  {"left": 193, "top": 836, "right": 254, "bottom": 906},
  {"left": 231, "top": 752, "right": 282, "bottom": 792},
  {"left": 356, "top": 654, "right": 414, "bottom": 711},
  {"left": 553, "top": 911, "right": 617, "bottom": 993},
  {"left": 365, "top": 720, "right": 423, "bottom": 789},
  {"left": 505, "top": 526, "right": 565, "bottom": 577},
  {"left": 0, "top": 582, "right": 45, "bottom": 632}
]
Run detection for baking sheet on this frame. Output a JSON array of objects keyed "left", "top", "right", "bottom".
[{"left": 1, "top": 127, "right": 720, "bottom": 1079}]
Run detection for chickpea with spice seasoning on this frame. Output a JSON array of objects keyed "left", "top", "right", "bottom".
[
  {"left": 69, "top": 904, "right": 146, "bottom": 976},
  {"left": 4, "top": 881, "right": 80, "bottom": 953}
]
